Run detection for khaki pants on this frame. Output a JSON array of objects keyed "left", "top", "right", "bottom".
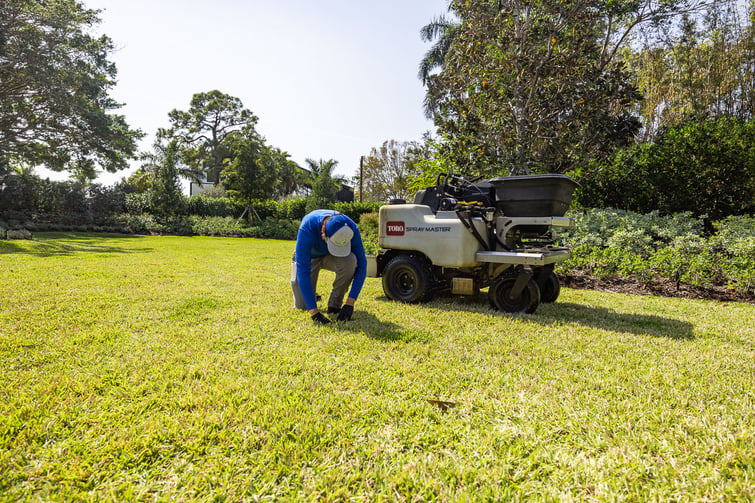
[{"left": 292, "top": 253, "right": 357, "bottom": 310}]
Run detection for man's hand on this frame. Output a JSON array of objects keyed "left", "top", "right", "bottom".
[
  {"left": 311, "top": 312, "right": 331, "bottom": 325},
  {"left": 336, "top": 304, "right": 354, "bottom": 321}
]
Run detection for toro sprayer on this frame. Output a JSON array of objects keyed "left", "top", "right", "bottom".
[{"left": 366, "top": 173, "right": 579, "bottom": 314}]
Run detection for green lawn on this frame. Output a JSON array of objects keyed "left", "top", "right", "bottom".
[{"left": 1, "top": 233, "right": 754, "bottom": 501}]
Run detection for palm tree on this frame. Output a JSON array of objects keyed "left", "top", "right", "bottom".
[
  {"left": 304, "top": 158, "right": 348, "bottom": 203},
  {"left": 418, "top": 10, "right": 460, "bottom": 117},
  {"left": 418, "top": 14, "right": 459, "bottom": 85},
  {"left": 133, "top": 140, "right": 204, "bottom": 191}
]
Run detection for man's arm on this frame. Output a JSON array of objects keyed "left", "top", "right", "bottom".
[
  {"left": 346, "top": 224, "right": 368, "bottom": 304},
  {"left": 294, "top": 227, "right": 319, "bottom": 312}
]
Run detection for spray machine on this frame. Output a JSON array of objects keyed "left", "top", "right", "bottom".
[{"left": 365, "top": 173, "right": 579, "bottom": 314}]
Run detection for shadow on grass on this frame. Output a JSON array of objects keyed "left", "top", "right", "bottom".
[
  {"left": 0, "top": 240, "right": 24, "bottom": 254},
  {"left": 0, "top": 232, "right": 153, "bottom": 257},
  {"left": 540, "top": 302, "right": 695, "bottom": 340},
  {"left": 375, "top": 295, "right": 695, "bottom": 340},
  {"left": 332, "top": 310, "right": 432, "bottom": 343}
]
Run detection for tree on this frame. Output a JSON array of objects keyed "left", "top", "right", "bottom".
[
  {"left": 361, "top": 140, "right": 425, "bottom": 202},
  {"left": 131, "top": 142, "right": 203, "bottom": 193},
  {"left": 146, "top": 140, "right": 186, "bottom": 219},
  {"left": 0, "top": 0, "right": 142, "bottom": 175},
  {"left": 578, "top": 117, "right": 755, "bottom": 220},
  {"left": 268, "top": 148, "right": 302, "bottom": 199},
  {"left": 303, "top": 158, "right": 345, "bottom": 212},
  {"left": 426, "top": 0, "right": 644, "bottom": 176},
  {"left": 158, "top": 90, "right": 258, "bottom": 184},
  {"left": 423, "top": 0, "right": 726, "bottom": 176},
  {"left": 418, "top": 11, "right": 460, "bottom": 117},
  {"left": 221, "top": 129, "right": 279, "bottom": 204},
  {"left": 304, "top": 158, "right": 349, "bottom": 195},
  {"left": 631, "top": 2, "right": 753, "bottom": 139}
]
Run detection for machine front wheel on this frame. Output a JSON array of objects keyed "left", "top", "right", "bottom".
[
  {"left": 539, "top": 271, "right": 561, "bottom": 303},
  {"left": 382, "top": 255, "right": 433, "bottom": 303},
  {"left": 488, "top": 272, "right": 540, "bottom": 314}
]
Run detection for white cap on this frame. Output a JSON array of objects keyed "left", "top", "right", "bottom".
[{"left": 327, "top": 224, "right": 354, "bottom": 257}]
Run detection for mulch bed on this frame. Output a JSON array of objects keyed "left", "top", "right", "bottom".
[{"left": 562, "top": 270, "right": 755, "bottom": 305}]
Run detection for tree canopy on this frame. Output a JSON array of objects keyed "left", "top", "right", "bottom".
[
  {"left": 155, "top": 90, "right": 305, "bottom": 203},
  {"left": 361, "top": 140, "right": 425, "bottom": 202},
  {"left": 0, "top": 0, "right": 143, "bottom": 178},
  {"left": 221, "top": 130, "right": 289, "bottom": 204},
  {"left": 158, "top": 90, "right": 259, "bottom": 185},
  {"left": 422, "top": 0, "right": 733, "bottom": 177}
]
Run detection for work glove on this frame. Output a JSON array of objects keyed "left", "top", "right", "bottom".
[
  {"left": 311, "top": 312, "right": 331, "bottom": 325},
  {"left": 336, "top": 305, "right": 354, "bottom": 322}
]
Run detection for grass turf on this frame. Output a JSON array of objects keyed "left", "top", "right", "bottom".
[{"left": 1, "top": 233, "right": 754, "bottom": 501}]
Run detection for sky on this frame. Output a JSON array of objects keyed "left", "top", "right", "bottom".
[{"left": 42, "top": 0, "right": 450, "bottom": 186}]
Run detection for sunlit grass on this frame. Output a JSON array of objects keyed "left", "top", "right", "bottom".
[{"left": 1, "top": 233, "right": 754, "bottom": 501}]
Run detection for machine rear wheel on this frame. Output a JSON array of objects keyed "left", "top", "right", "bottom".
[
  {"left": 488, "top": 272, "right": 540, "bottom": 314},
  {"left": 382, "top": 255, "right": 433, "bottom": 303},
  {"left": 539, "top": 271, "right": 561, "bottom": 303}
]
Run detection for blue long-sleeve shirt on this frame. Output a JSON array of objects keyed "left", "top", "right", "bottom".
[{"left": 294, "top": 210, "right": 367, "bottom": 310}]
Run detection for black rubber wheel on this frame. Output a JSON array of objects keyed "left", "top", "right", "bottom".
[
  {"left": 382, "top": 255, "right": 433, "bottom": 303},
  {"left": 539, "top": 271, "right": 561, "bottom": 303},
  {"left": 488, "top": 272, "right": 540, "bottom": 314}
]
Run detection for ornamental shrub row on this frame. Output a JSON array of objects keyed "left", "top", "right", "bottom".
[
  {"left": 556, "top": 210, "right": 755, "bottom": 293},
  {"left": 1, "top": 172, "right": 381, "bottom": 225}
]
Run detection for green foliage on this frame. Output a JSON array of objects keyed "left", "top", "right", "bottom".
[
  {"left": 425, "top": 0, "right": 643, "bottom": 175},
  {"left": 306, "top": 158, "right": 341, "bottom": 205},
  {"left": 357, "top": 212, "right": 380, "bottom": 255},
  {"left": 0, "top": 172, "right": 129, "bottom": 225},
  {"left": 88, "top": 184, "right": 126, "bottom": 218},
  {"left": 276, "top": 198, "right": 308, "bottom": 221},
  {"left": 577, "top": 117, "right": 755, "bottom": 220},
  {"left": 559, "top": 208, "right": 755, "bottom": 293},
  {"left": 189, "top": 216, "right": 256, "bottom": 238},
  {"left": 221, "top": 132, "right": 279, "bottom": 204},
  {"left": 124, "top": 192, "right": 151, "bottom": 215},
  {"left": 332, "top": 201, "right": 382, "bottom": 223},
  {"left": 712, "top": 215, "right": 755, "bottom": 249},
  {"left": 122, "top": 196, "right": 376, "bottom": 226},
  {"left": 418, "top": 14, "right": 459, "bottom": 92},
  {"left": 122, "top": 215, "right": 255, "bottom": 237},
  {"left": 404, "top": 137, "right": 459, "bottom": 195},
  {"left": 252, "top": 217, "right": 298, "bottom": 240},
  {"left": 560, "top": 208, "right": 704, "bottom": 250},
  {"left": 304, "top": 197, "right": 329, "bottom": 215},
  {"left": 0, "top": 0, "right": 143, "bottom": 173},
  {"left": 158, "top": 90, "right": 258, "bottom": 185},
  {"left": 147, "top": 141, "right": 186, "bottom": 219},
  {"left": 186, "top": 196, "right": 245, "bottom": 218},
  {"left": 360, "top": 140, "right": 426, "bottom": 202},
  {"left": 631, "top": 3, "right": 755, "bottom": 139}
]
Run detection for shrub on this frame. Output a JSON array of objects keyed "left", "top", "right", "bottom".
[
  {"left": 187, "top": 196, "right": 245, "bottom": 218},
  {"left": 559, "top": 208, "right": 755, "bottom": 293},
  {"left": 88, "top": 184, "right": 127, "bottom": 221},
  {"left": 577, "top": 117, "right": 755, "bottom": 221},
  {"left": 6, "top": 229, "right": 33, "bottom": 240},
  {"left": 189, "top": 216, "right": 249, "bottom": 237},
  {"left": 125, "top": 193, "right": 151, "bottom": 215},
  {"left": 358, "top": 212, "right": 380, "bottom": 255},
  {"left": 333, "top": 202, "right": 382, "bottom": 223},
  {"left": 252, "top": 218, "right": 298, "bottom": 240},
  {"left": 248, "top": 200, "right": 281, "bottom": 221},
  {"left": 277, "top": 198, "right": 307, "bottom": 220}
]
